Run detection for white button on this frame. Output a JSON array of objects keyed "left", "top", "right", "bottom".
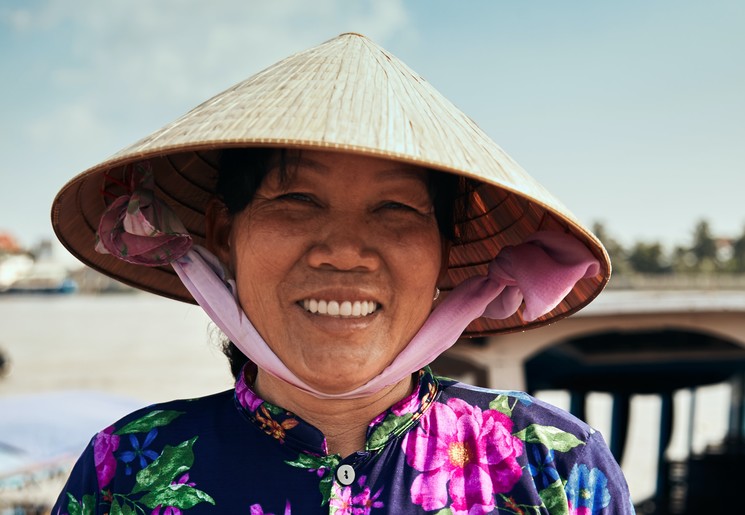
[{"left": 336, "top": 464, "right": 355, "bottom": 486}]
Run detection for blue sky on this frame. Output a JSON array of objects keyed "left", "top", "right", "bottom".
[{"left": 1, "top": 0, "right": 744, "bottom": 263}]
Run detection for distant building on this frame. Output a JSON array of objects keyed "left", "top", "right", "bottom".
[
  {"left": 0, "top": 232, "right": 23, "bottom": 254},
  {"left": 0, "top": 232, "right": 33, "bottom": 291}
]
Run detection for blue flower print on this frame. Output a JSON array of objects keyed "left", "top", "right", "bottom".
[
  {"left": 527, "top": 445, "right": 560, "bottom": 490},
  {"left": 565, "top": 464, "right": 611, "bottom": 515},
  {"left": 118, "top": 428, "right": 160, "bottom": 475}
]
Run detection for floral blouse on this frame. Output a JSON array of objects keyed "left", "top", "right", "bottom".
[{"left": 53, "top": 368, "right": 634, "bottom": 514}]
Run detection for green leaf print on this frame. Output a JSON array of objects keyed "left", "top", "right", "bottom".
[
  {"left": 286, "top": 452, "right": 340, "bottom": 506},
  {"left": 514, "top": 424, "right": 584, "bottom": 453},
  {"left": 64, "top": 493, "right": 96, "bottom": 515},
  {"left": 66, "top": 493, "right": 81, "bottom": 515},
  {"left": 115, "top": 410, "right": 185, "bottom": 435},
  {"left": 539, "top": 480, "right": 569, "bottom": 515},
  {"left": 109, "top": 499, "right": 136, "bottom": 515},
  {"left": 434, "top": 509, "right": 454, "bottom": 515},
  {"left": 139, "top": 483, "right": 216, "bottom": 510},
  {"left": 367, "top": 413, "right": 414, "bottom": 451},
  {"left": 264, "top": 403, "right": 284, "bottom": 416},
  {"left": 285, "top": 452, "right": 340, "bottom": 471},
  {"left": 489, "top": 394, "right": 514, "bottom": 417},
  {"left": 319, "top": 473, "right": 334, "bottom": 506},
  {"left": 81, "top": 494, "right": 96, "bottom": 515},
  {"left": 132, "top": 437, "right": 197, "bottom": 494}
]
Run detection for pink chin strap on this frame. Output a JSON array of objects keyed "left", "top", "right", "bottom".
[{"left": 96, "top": 164, "right": 601, "bottom": 399}]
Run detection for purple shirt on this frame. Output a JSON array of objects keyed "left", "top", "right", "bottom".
[{"left": 53, "top": 368, "right": 634, "bottom": 514}]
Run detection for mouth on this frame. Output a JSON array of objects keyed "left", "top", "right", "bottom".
[{"left": 301, "top": 299, "right": 379, "bottom": 318}]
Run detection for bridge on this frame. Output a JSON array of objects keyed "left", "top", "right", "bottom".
[{"left": 435, "top": 280, "right": 745, "bottom": 514}]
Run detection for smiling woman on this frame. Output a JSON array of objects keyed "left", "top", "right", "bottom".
[
  {"left": 212, "top": 151, "right": 445, "bottom": 400},
  {"left": 50, "top": 34, "right": 634, "bottom": 514}
]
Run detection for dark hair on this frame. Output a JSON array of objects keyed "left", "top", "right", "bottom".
[{"left": 215, "top": 147, "right": 466, "bottom": 378}]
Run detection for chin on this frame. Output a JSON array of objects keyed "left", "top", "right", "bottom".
[
  {"left": 295, "top": 362, "right": 380, "bottom": 395},
  {"left": 307, "top": 371, "right": 372, "bottom": 392}
]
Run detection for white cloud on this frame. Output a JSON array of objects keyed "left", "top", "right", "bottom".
[
  {"left": 13, "top": 0, "right": 412, "bottom": 106},
  {"left": 1, "top": 7, "right": 32, "bottom": 30}
]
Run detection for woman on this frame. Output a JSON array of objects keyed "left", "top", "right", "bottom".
[{"left": 52, "top": 34, "right": 634, "bottom": 514}]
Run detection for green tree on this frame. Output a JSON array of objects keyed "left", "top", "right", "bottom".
[
  {"left": 627, "top": 241, "right": 671, "bottom": 274},
  {"left": 671, "top": 245, "right": 697, "bottom": 274},
  {"left": 690, "top": 220, "right": 719, "bottom": 271},
  {"left": 730, "top": 226, "right": 745, "bottom": 273}
]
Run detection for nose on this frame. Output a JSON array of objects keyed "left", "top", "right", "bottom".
[{"left": 306, "top": 217, "right": 380, "bottom": 272}]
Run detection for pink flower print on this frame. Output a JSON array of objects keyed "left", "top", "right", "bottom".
[
  {"left": 368, "top": 412, "right": 386, "bottom": 427},
  {"left": 93, "top": 425, "right": 120, "bottom": 489},
  {"left": 250, "top": 500, "right": 292, "bottom": 515},
  {"left": 402, "top": 398, "right": 524, "bottom": 515},
  {"left": 330, "top": 475, "right": 384, "bottom": 515},
  {"left": 236, "top": 375, "right": 263, "bottom": 412},
  {"left": 352, "top": 484, "right": 384, "bottom": 515},
  {"left": 174, "top": 473, "right": 194, "bottom": 486},
  {"left": 330, "top": 484, "right": 355, "bottom": 515},
  {"left": 151, "top": 506, "right": 181, "bottom": 515},
  {"left": 568, "top": 506, "right": 591, "bottom": 515},
  {"left": 391, "top": 389, "right": 419, "bottom": 416}
]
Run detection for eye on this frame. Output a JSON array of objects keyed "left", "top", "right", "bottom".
[
  {"left": 379, "top": 200, "right": 435, "bottom": 218},
  {"left": 276, "top": 192, "right": 316, "bottom": 204},
  {"left": 380, "top": 201, "right": 417, "bottom": 211}
]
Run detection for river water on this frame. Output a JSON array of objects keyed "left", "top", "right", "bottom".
[{"left": 0, "top": 293, "right": 233, "bottom": 402}]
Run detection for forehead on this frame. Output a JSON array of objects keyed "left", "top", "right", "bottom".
[{"left": 266, "top": 150, "right": 430, "bottom": 186}]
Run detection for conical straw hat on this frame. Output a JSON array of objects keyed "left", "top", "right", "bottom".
[{"left": 51, "top": 33, "right": 610, "bottom": 336}]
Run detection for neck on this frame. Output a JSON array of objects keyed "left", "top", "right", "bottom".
[{"left": 253, "top": 369, "right": 414, "bottom": 458}]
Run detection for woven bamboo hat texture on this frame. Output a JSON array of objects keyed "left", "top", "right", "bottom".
[{"left": 52, "top": 33, "right": 610, "bottom": 336}]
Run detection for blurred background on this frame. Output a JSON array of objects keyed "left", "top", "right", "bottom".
[{"left": 1, "top": 1, "right": 744, "bottom": 513}]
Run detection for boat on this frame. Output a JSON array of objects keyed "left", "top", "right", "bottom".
[{"left": 5, "top": 261, "right": 77, "bottom": 294}]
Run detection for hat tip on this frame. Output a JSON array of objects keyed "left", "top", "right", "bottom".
[{"left": 338, "top": 32, "right": 368, "bottom": 39}]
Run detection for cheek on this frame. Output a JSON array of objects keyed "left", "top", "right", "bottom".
[
  {"left": 229, "top": 225, "right": 290, "bottom": 303},
  {"left": 389, "top": 229, "right": 443, "bottom": 298},
  {"left": 229, "top": 236, "right": 292, "bottom": 340},
  {"left": 229, "top": 212, "right": 295, "bottom": 273}
]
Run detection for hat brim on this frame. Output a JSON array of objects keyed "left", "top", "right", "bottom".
[{"left": 51, "top": 34, "right": 610, "bottom": 336}]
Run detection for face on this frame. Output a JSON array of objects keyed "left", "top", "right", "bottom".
[{"left": 219, "top": 150, "right": 447, "bottom": 394}]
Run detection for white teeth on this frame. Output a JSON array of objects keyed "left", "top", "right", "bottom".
[
  {"left": 327, "top": 301, "right": 340, "bottom": 316},
  {"left": 340, "top": 301, "right": 352, "bottom": 316},
  {"left": 302, "top": 299, "right": 378, "bottom": 317}
]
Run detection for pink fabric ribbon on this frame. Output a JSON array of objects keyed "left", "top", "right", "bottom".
[
  {"left": 96, "top": 171, "right": 600, "bottom": 399},
  {"left": 96, "top": 163, "right": 192, "bottom": 265}
]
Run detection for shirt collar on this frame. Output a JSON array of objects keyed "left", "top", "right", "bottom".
[{"left": 233, "top": 367, "right": 440, "bottom": 456}]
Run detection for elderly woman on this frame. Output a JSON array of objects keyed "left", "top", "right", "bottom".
[{"left": 52, "top": 34, "right": 634, "bottom": 514}]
